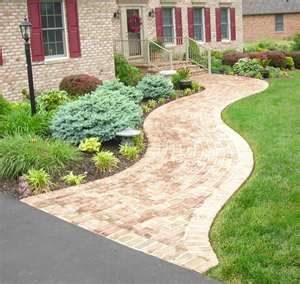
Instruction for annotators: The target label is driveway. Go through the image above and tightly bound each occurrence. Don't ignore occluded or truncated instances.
[22,74,268,273]
[0,193,217,284]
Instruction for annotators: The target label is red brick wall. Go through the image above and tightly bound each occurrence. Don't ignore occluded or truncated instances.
[243,13,300,42]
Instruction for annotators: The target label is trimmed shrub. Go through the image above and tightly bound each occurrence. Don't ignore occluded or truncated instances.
[0,103,50,137]
[0,94,11,115]
[0,135,81,179]
[265,51,286,68]
[37,90,70,112]
[292,33,300,51]
[51,91,142,144]
[233,58,264,78]
[284,57,295,69]
[137,75,174,99]
[97,80,143,104]
[222,52,245,66]
[285,51,300,69]
[59,74,102,97]
[114,54,141,86]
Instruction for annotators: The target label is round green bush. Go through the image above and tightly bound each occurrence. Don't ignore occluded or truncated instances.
[97,80,143,104]
[51,92,142,144]
[137,75,174,99]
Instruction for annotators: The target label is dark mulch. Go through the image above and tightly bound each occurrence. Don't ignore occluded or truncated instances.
[0,88,204,199]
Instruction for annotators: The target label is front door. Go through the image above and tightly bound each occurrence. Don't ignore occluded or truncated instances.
[125,8,143,57]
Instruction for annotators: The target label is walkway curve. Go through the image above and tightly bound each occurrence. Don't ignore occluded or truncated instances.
[23,74,268,273]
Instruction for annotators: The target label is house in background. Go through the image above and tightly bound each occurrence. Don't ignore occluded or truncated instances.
[243,0,300,42]
[114,0,243,64]
[0,0,243,100]
[0,0,117,100]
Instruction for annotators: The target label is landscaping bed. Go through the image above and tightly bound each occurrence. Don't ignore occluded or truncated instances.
[0,62,203,199]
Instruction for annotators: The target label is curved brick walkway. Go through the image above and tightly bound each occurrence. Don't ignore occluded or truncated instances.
[23,74,268,273]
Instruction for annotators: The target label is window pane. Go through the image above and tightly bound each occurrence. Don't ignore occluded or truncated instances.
[221,8,229,39]
[193,8,203,41]
[275,15,284,31]
[163,8,174,42]
[41,0,66,57]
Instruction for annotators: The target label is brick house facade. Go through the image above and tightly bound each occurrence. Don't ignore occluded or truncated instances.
[243,0,300,42]
[0,0,243,100]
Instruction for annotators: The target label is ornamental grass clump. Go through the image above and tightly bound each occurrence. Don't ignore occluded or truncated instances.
[0,135,81,179]
[119,144,140,160]
[24,169,52,195]
[0,103,50,137]
[61,171,86,186]
[51,91,142,144]
[137,75,174,99]
[97,79,143,104]
[92,151,119,172]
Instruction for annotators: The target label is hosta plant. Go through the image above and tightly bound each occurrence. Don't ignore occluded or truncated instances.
[137,75,174,99]
[61,171,86,186]
[233,58,264,78]
[25,169,52,195]
[119,144,140,160]
[51,91,142,144]
[92,151,119,172]
[79,137,101,153]
[37,90,70,112]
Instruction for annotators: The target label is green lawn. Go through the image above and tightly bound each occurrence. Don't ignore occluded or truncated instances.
[208,71,300,283]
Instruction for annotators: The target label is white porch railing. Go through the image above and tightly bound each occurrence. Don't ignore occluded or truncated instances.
[148,39,173,70]
[185,37,212,74]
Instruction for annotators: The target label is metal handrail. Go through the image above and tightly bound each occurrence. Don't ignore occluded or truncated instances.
[148,39,173,70]
[185,37,212,74]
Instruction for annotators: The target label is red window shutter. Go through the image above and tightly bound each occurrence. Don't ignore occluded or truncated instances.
[188,8,194,38]
[204,8,211,42]
[215,8,222,42]
[0,48,3,66]
[66,0,81,58]
[230,8,236,41]
[175,8,183,45]
[155,8,163,39]
[27,0,44,62]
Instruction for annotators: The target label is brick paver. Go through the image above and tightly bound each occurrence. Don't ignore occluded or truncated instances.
[23,74,268,273]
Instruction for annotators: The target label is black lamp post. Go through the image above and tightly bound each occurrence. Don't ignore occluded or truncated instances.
[19,17,36,115]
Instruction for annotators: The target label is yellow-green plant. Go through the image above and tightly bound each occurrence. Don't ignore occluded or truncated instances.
[133,131,145,152]
[119,144,140,160]
[147,99,157,109]
[79,137,101,153]
[158,97,167,105]
[25,169,52,195]
[92,151,119,172]
[61,171,86,186]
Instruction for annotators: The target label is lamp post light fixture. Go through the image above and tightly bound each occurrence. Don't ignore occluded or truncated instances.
[19,17,36,115]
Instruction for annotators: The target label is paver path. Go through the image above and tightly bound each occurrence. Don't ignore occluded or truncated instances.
[23,74,268,273]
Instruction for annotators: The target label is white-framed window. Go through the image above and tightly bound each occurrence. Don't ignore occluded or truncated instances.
[275,14,284,32]
[193,8,205,42]
[41,0,67,58]
[221,7,230,40]
[162,8,175,44]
